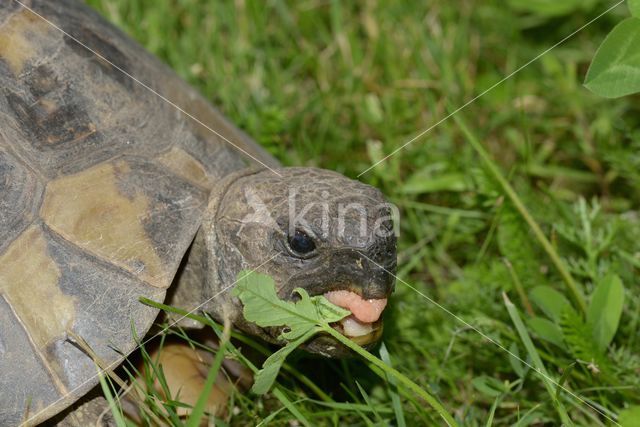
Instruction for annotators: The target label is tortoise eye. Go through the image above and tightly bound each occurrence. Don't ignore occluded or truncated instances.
[288,230,316,255]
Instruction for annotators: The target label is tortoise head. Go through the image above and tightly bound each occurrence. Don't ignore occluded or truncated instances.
[209,167,397,357]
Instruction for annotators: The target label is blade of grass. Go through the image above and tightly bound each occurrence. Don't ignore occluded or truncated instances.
[513,404,543,427]
[485,394,502,427]
[355,381,384,423]
[68,330,168,426]
[271,388,313,427]
[140,297,333,402]
[97,371,127,427]
[129,325,184,426]
[323,327,458,426]
[503,293,573,425]
[185,321,230,427]
[503,258,535,316]
[454,113,587,313]
[301,398,394,413]
[255,398,309,427]
[379,343,407,427]
[556,362,577,402]
[204,315,313,427]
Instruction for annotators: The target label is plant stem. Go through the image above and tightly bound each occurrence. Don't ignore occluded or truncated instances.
[323,327,459,427]
[453,114,587,314]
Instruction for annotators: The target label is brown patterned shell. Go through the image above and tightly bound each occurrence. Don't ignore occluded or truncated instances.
[0,1,277,425]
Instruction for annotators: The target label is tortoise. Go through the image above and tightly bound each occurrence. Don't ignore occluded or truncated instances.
[0,0,397,425]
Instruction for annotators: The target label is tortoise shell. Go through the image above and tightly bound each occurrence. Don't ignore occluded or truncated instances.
[0,1,277,424]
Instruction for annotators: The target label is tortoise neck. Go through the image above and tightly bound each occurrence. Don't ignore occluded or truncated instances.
[167,167,270,325]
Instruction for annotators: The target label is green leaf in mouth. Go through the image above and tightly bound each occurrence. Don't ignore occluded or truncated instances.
[232,270,350,394]
[232,270,458,427]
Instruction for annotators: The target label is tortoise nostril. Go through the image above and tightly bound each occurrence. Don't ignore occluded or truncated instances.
[362,273,394,299]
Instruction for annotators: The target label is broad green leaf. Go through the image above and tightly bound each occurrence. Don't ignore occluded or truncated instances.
[529,286,571,322]
[585,17,640,98]
[527,317,565,348]
[630,0,640,17]
[619,406,640,427]
[587,273,625,353]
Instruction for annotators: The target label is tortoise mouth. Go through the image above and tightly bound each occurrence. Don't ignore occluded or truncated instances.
[330,317,384,345]
[281,263,394,356]
[295,286,389,355]
[322,289,387,345]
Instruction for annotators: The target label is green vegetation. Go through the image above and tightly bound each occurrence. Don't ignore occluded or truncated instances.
[88,0,640,425]
[232,271,351,396]
[232,270,457,425]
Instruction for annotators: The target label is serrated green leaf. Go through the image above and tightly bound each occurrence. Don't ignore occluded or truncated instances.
[587,273,625,353]
[585,17,640,98]
[251,328,318,395]
[529,286,571,322]
[498,206,546,290]
[629,0,640,17]
[559,308,610,373]
[233,270,350,394]
[232,271,350,341]
[527,317,565,348]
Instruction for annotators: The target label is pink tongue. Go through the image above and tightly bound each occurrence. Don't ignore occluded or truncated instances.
[324,290,387,323]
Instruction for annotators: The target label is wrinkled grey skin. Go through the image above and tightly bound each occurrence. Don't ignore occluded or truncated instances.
[171,167,397,357]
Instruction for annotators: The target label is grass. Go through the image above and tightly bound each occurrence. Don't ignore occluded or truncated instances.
[86,0,640,425]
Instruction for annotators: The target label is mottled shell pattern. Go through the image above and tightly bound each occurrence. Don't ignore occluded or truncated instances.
[0,1,276,424]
